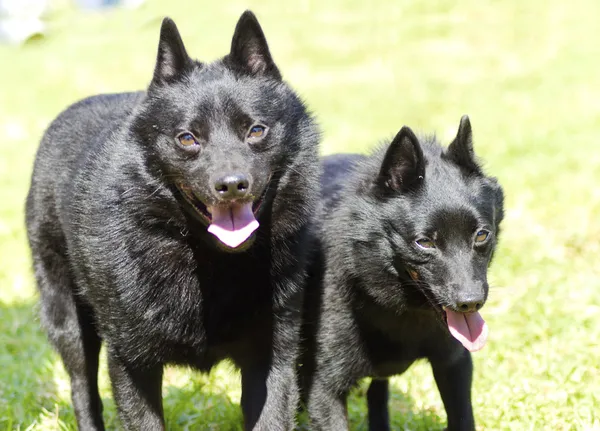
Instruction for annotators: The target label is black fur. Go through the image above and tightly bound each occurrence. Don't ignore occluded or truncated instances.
[301,116,504,430]
[25,11,319,431]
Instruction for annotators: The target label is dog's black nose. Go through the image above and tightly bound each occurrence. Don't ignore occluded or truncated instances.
[213,174,250,200]
[456,298,484,313]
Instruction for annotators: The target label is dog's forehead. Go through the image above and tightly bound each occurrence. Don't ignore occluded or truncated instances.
[185,68,247,101]
[431,206,480,235]
[411,164,496,231]
[181,68,283,116]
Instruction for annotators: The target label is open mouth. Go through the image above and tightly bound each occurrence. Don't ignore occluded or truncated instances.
[177,184,267,249]
[178,184,212,223]
[442,305,488,353]
[406,268,488,352]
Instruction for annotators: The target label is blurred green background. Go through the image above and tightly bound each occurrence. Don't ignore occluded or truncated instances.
[1,0,599,429]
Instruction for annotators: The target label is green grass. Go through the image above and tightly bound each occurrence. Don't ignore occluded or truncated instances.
[1,0,599,429]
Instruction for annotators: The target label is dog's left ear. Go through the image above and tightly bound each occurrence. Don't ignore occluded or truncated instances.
[446,115,482,175]
[228,10,281,79]
[377,126,426,193]
[151,18,193,87]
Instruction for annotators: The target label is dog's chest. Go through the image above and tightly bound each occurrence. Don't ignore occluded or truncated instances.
[364,309,445,377]
[194,255,272,338]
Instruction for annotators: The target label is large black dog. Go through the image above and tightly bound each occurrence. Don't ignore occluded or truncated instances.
[25,11,319,431]
[302,116,504,430]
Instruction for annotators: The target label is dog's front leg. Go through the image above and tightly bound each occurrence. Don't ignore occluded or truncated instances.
[241,303,302,431]
[430,349,475,431]
[367,378,391,431]
[241,361,298,431]
[307,374,349,431]
[107,349,165,431]
[240,365,268,430]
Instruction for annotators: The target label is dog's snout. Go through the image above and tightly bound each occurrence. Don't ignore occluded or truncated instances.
[451,281,487,313]
[456,298,483,313]
[213,174,250,200]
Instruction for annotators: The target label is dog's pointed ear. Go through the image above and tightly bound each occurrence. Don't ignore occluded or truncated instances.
[377,126,425,193]
[446,115,482,175]
[228,10,281,79]
[151,18,192,87]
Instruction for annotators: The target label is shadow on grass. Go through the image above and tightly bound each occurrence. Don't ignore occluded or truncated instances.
[348,379,446,431]
[162,380,244,431]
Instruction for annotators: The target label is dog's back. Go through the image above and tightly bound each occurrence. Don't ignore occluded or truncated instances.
[320,153,364,204]
[26,93,141,237]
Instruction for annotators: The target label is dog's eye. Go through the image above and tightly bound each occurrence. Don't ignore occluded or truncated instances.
[416,238,436,249]
[475,230,490,243]
[248,125,267,139]
[178,132,199,147]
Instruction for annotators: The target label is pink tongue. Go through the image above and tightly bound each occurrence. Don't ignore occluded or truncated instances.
[207,203,259,248]
[445,309,488,352]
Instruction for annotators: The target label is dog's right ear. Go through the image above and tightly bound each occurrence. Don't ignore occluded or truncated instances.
[228,10,281,79]
[150,18,192,87]
[377,126,425,193]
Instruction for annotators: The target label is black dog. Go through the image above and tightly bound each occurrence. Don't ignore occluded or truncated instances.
[25,11,319,431]
[302,116,504,430]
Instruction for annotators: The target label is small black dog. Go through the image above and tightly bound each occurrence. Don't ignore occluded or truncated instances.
[302,116,504,430]
[25,11,319,431]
